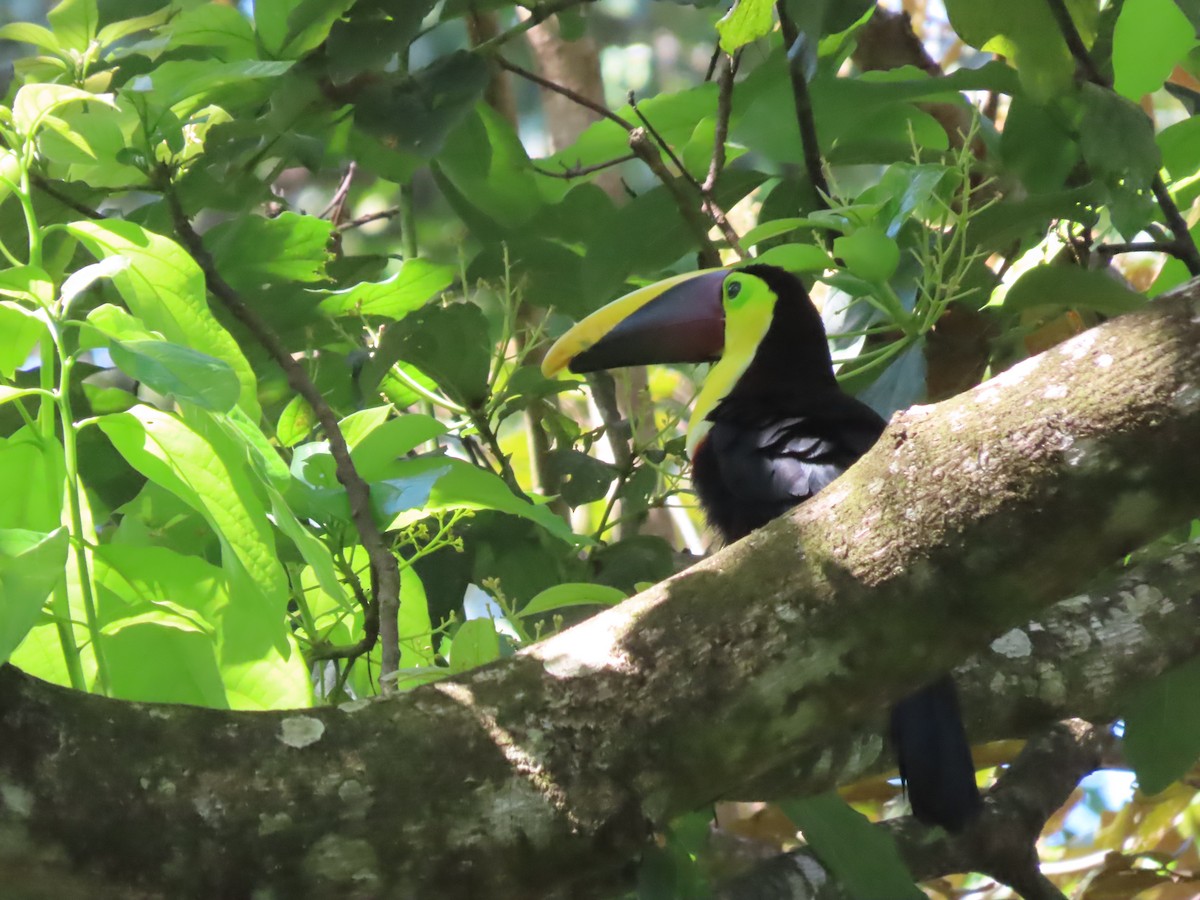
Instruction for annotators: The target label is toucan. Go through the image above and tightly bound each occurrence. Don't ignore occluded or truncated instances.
[543,263,982,831]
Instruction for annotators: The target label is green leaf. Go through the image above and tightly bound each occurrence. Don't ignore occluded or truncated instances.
[0,430,65,532]
[1003,265,1146,315]
[718,0,776,53]
[276,396,316,448]
[338,406,393,451]
[1158,115,1200,182]
[517,583,626,618]
[95,8,172,48]
[354,51,490,158]
[59,256,130,313]
[204,212,332,290]
[399,567,435,669]
[447,618,501,673]
[47,0,98,52]
[382,456,580,544]
[317,260,455,318]
[943,0,1094,99]
[834,227,900,284]
[12,84,115,138]
[277,0,356,58]
[1123,657,1200,795]
[0,528,69,665]
[65,220,261,419]
[753,243,835,273]
[0,304,47,380]
[1079,84,1161,190]
[0,265,53,307]
[108,340,241,412]
[166,3,256,58]
[99,405,287,610]
[743,216,845,246]
[128,59,294,115]
[350,413,448,479]
[1113,0,1198,101]
[369,303,491,407]
[0,22,62,55]
[782,794,923,899]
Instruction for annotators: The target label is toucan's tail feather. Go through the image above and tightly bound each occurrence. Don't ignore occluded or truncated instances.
[889,676,982,832]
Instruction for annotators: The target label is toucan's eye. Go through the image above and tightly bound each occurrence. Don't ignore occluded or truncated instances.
[726,281,742,300]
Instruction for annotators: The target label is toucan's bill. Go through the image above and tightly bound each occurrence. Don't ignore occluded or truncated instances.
[541,268,728,378]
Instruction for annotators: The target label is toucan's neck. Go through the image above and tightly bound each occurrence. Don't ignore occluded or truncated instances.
[686,270,840,452]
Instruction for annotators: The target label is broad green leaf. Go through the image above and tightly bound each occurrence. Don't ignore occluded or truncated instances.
[338,405,393,451]
[1113,0,1197,101]
[0,265,53,306]
[12,84,115,137]
[833,228,900,284]
[276,396,316,448]
[166,3,257,59]
[384,456,580,544]
[369,303,491,407]
[399,567,435,668]
[109,340,240,412]
[212,405,291,489]
[0,430,65,532]
[66,220,261,419]
[1004,265,1146,316]
[0,22,62,54]
[517,583,626,618]
[99,405,286,610]
[277,0,357,58]
[317,260,455,318]
[1079,84,1161,191]
[0,527,69,664]
[1123,657,1200,795]
[447,618,501,673]
[203,212,333,289]
[59,256,130,313]
[85,303,158,343]
[128,59,294,115]
[264,482,350,611]
[95,8,172,48]
[782,793,924,899]
[753,243,835,273]
[372,465,449,521]
[351,414,448,479]
[354,51,490,158]
[0,304,46,379]
[943,0,1094,98]
[717,0,776,52]
[436,105,547,230]
[1160,116,1200,182]
[47,0,98,52]
[743,217,845,246]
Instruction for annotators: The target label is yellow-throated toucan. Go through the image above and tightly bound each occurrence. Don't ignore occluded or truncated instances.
[543,263,982,831]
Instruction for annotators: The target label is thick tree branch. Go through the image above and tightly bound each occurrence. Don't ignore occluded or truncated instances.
[4,281,1200,897]
[720,721,1110,900]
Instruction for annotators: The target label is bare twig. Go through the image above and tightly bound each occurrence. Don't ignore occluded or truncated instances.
[630,91,704,193]
[1096,239,1177,258]
[719,721,1111,900]
[334,207,401,233]
[496,56,633,130]
[31,174,105,219]
[474,0,597,53]
[629,128,723,267]
[320,162,356,222]
[531,153,637,180]
[162,176,403,688]
[701,54,747,259]
[775,3,831,219]
[1043,0,1200,276]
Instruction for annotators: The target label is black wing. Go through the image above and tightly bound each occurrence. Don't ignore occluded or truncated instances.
[691,399,885,543]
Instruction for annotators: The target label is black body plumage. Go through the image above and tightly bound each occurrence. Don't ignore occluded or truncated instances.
[690,265,981,831]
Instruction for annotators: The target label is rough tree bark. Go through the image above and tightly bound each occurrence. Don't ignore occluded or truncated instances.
[3,281,1200,899]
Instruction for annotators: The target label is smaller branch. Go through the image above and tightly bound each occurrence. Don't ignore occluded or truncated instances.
[719,721,1111,900]
[630,92,703,193]
[776,4,831,218]
[1043,0,1200,277]
[162,176,404,688]
[700,54,747,260]
[531,153,637,180]
[31,174,105,219]
[629,127,723,268]
[474,0,596,53]
[1096,239,1176,258]
[320,162,356,221]
[466,404,532,502]
[496,56,633,131]
[334,207,400,233]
